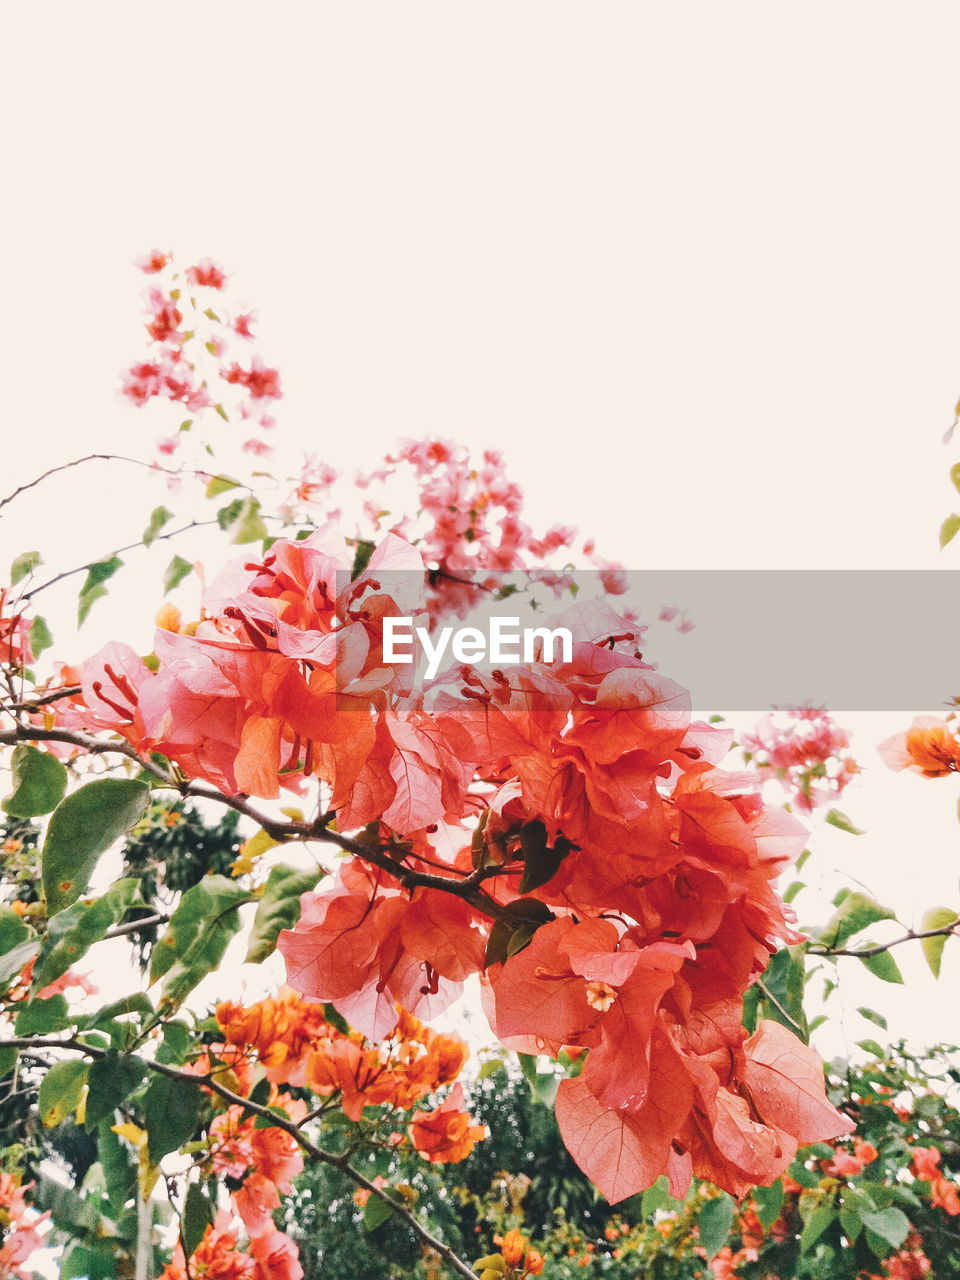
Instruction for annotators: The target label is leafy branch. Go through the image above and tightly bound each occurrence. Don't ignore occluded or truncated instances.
[4,1034,477,1280]
[809,924,960,959]
[0,720,509,922]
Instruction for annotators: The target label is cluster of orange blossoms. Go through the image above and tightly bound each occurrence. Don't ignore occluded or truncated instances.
[160,990,482,1279]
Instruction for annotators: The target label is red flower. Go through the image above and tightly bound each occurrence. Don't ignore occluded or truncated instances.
[135,249,171,273]
[186,258,227,288]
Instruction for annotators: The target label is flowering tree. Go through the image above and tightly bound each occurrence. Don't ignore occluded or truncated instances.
[0,255,956,1280]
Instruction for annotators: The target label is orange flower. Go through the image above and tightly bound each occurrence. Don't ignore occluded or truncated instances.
[524,1246,544,1275]
[408,1083,486,1163]
[248,1227,304,1280]
[500,1228,527,1267]
[879,716,960,777]
[160,1220,257,1279]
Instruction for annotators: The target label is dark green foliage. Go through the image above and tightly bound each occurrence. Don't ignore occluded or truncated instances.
[120,800,243,962]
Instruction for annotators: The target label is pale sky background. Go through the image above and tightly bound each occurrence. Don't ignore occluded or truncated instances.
[3,2,960,1088]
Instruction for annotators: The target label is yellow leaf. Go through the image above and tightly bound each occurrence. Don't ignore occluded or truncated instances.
[230,827,280,876]
[112,1122,148,1148]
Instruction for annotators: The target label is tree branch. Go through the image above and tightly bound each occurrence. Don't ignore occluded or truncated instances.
[3,1035,477,1280]
[104,913,169,940]
[22,520,221,602]
[0,453,254,515]
[0,721,507,921]
[0,726,174,784]
[809,924,960,959]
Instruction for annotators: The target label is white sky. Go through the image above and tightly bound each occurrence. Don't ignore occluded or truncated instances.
[2,3,960,1071]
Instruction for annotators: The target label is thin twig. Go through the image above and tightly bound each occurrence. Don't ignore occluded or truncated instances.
[1,686,82,713]
[0,727,174,783]
[0,453,254,515]
[104,913,169,940]
[809,925,960,959]
[22,521,220,602]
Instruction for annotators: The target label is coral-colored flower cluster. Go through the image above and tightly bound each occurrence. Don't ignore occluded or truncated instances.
[911,1146,960,1216]
[355,436,628,621]
[122,251,281,463]
[62,522,847,1202]
[0,1172,49,1280]
[492,1227,544,1275]
[163,991,481,1280]
[214,989,480,1154]
[742,703,859,813]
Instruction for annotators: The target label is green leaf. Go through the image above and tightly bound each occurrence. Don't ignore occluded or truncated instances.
[34,878,140,990]
[351,540,375,579]
[858,1039,885,1058]
[821,893,896,949]
[60,1243,118,1280]
[205,474,241,498]
[163,555,193,594]
[0,906,39,987]
[143,1072,202,1161]
[85,1053,147,1128]
[228,496,268,545]
[485,898,555,966]
[245,864,322,963]
[840,1205,864,1243]
[857,1007,888,1030]
[3,744,68,817]
[517,1053,559,1107]
[83,993,154,1031]
[860,1206,910,1250]
[919,906,959,978]
[183,1181,215,1258]
[78,557,123,625]
[15,994,73,1034]
[29,615,53,657]
[36,1168,102,1237]
[42,780,150,914]
[363,1187,398,1232]
[641,1176,676,1217]
[825,808,864,835]
[10,550,42,584]
[698,1194,735,1259]
[857,948,904,984]
[940,514,960,549]
[142,505,174,547]
[321,1003,349,1034]
[799,1202,835,1252]
[753,1180,784,1229]
[518,820,572,893]
[96,1122,137,1221]
[156,1020,193,1065]
[216,498,244,530]
[788,1156,820,1189]
[477,1058,505,1080]
[39,1058,89,1127]
[150,875,254,1007]
[752,945,809,1041]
